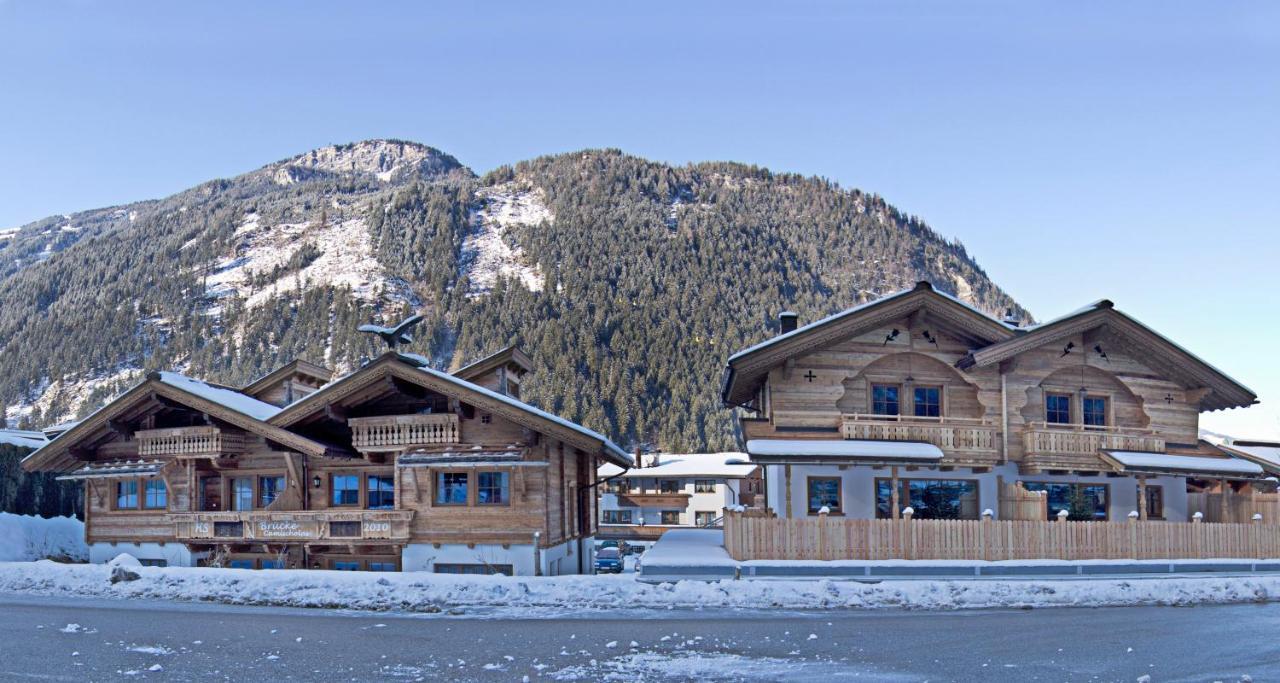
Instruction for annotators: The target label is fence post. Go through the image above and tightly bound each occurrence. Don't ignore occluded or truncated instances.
[1254,513,1264,559]
[902,507,914,560]
[982,509,993,562]
[1128,511,1139,559]
[818,506,829,560]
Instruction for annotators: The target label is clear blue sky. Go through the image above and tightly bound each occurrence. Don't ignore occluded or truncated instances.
[1,1,1277,438]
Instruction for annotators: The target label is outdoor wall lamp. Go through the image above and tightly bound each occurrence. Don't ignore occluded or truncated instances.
[312,475,322,489]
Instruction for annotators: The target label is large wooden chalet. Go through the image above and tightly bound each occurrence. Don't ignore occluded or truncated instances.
[22,347,631,575]
[722,282,1266,523]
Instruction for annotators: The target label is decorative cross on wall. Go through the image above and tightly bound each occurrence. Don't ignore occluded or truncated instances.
[1164,393,1175,404]
[804,370,817,382]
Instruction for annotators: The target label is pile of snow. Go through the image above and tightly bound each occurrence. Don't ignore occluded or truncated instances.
[462,184,548,297]
[202,213,417,313]
[0,513,87,562]
[3,560,1280,612]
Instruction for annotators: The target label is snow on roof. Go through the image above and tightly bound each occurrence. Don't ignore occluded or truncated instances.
[725,283,1012,364]
[156,372,282,421]
[397,355,633,466]
[598,453,754,479]
[0,429,46,450]
[746,439,944,460]
[41,421,81,436]
[57,460,165,480]
[1104,450,1263,476]
[1221,441,1280,471]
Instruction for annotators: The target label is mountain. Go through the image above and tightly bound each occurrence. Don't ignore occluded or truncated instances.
[0,139,1028,451]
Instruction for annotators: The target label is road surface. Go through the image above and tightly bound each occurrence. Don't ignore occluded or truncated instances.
[0,592,1274,681]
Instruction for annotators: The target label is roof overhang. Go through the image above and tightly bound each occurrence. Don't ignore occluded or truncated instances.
[1212,441,1280,476]
[57,459,165,481]
[22,375,342,473]
[722,282,1016,407]
[959,304,1256,412]
[745,438,944,466]
[1099,449,1265,480]
[270,353,633,468]
[241,359,334,397]
[452,345,534,382]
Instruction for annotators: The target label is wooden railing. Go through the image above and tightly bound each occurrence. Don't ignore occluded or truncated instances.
[1023,423,1164,468]
[172,510,414,542]
[348,413,460,451]
[723,510,1280,561]
[136,426,243,457]
[842,414,998,459]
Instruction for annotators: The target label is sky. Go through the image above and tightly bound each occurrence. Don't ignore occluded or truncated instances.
[0,1,1277,438]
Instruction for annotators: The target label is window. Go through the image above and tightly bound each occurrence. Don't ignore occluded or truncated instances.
[1045,393,1072,424]
[872,384,900,416]
[227,559,254,570]
[434,563,513,576]
[329,521,362,537]
[115,480,138,509]
[332,474,360,507]
[660,510,681,525]
[602,510,633,524]
[138,559,167,568]
[259,559,284,570]
[143,479,167,510]
[368,562,397,572]
[695,511,717,527]
[477,471,509,505]
[1143,485,1164,520]
[876,479,979,519]
[436,472,468,505]
[259,475,285,508]
[659,479,681,494]
[332,561,361,571]
[694,479,716,493]
[1083,396,1108,428]
[807,477,841,515]
[1023,482,1108,520]
[913,386,942,418]
[367,475,395,510]
[231,477,254,511]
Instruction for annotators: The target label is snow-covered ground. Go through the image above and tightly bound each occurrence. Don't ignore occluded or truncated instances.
[462,183,548,297]
[2,559,1280,613]
[0,514,87,563]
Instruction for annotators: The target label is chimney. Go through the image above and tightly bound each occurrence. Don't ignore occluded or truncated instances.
[1002,308,1021,327]
[779,311,799,334]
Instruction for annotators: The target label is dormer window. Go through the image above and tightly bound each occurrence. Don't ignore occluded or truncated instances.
[872,384,900,416]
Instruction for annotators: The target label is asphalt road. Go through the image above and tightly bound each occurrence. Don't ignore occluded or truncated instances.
[0,592,1275,682]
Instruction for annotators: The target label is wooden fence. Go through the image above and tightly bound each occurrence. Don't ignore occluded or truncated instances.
[1188,492,1280,524]
[999,481,1047,521]
[723,510,1280,561]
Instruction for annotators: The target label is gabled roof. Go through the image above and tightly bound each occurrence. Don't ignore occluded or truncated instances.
[0,429,47,450]
[1218,440,1280,475]
[22,372,343,473]
[722,282,1017,406]
[598,452,755,479]
[957,301,1256,412]
[270,353,633,467]
[452,345,534,382]
[241,359,333,398]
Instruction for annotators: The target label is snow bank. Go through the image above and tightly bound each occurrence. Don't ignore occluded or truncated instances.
[1,560,1279,612]
[0,513,87,562]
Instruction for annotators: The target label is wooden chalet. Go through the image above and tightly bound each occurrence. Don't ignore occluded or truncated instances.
[722,281,1266,525]
[22,350,630,575]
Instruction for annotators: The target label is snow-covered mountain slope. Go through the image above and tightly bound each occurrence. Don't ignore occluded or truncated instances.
[462,183,549,297]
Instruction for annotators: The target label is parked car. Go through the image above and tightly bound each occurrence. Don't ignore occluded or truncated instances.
[594,547,623,574]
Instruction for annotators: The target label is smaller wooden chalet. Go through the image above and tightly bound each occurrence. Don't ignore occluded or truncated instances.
[22,350,630,575]
[722,282,1267,523]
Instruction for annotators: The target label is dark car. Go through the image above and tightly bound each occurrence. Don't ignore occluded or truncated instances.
[594,547,623,574]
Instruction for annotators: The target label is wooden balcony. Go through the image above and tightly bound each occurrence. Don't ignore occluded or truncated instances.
[348,413,460,451]
[172,510,414,543]
[842,414,1000,465]
[136,426,243,457]
[1022,422,1165,471]
[614,493,691,508]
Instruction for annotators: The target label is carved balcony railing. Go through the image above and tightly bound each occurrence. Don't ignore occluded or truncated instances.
[172,510,414,542]
[1022,422,1165,471]
[136,426,243,457]
[348,413,460,451]
[842,414,1000,464]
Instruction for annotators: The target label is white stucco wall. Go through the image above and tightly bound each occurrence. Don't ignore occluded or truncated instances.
[403,538,586,576]
[600,476,740,527]
[764,463,1188,522]
[89,542,202,567]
